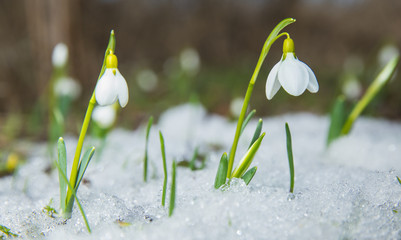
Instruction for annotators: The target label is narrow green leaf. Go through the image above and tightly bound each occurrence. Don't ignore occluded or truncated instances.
[214,153,228,189]
[327,96,347,146]
[75,147,95,190]
[57,137,67,212]
[0,224,18,237]
[231,132,266,178]
[397,176,401,185]
[241,166,257,185]
[169,160,177,217]
[189,147,198,171]
[144,116,154,182]
[285,123,295,193]
[159,131,168,207]
[240,109,256,136]
[249,118,263,149]
[54,161,91,233]
[341,55,400,135]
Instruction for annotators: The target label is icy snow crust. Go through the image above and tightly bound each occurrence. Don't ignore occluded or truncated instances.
[1,104,401,239]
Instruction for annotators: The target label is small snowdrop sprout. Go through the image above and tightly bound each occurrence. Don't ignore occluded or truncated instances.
[95,51,129,107]
[54,77,81,100]
[52,43,69,68]
[265,36,319,100]
[92,105,117,129]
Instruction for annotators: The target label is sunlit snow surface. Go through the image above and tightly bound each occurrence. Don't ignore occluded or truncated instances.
[1,104,401,239]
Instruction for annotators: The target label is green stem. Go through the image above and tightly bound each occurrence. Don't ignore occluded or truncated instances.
[66,93,96,203]
[226,18,296,178]
[341,55,399,135]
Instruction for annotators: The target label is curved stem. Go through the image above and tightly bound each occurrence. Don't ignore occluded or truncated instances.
[226,18,296,178]
[66,92,96,202]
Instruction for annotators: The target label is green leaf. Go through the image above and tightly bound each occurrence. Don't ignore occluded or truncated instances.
[144,116,154,182]
[57,137,67,212]
[54,160,91,233]
[214,152,228,189]
[341,55,400,135]
[240,109,256,136]
[189,147,199,171]
[327,96,347,146]
[75,147,95,190]
[249,118,263,149]
[397,176,401,185]
[285,123,295,193]
[169,160,177,217]
[241,166,257,185]
[159,131,168,207]
[232,132,266,178]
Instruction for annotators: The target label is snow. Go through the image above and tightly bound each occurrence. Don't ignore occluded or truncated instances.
[1,103,401,239]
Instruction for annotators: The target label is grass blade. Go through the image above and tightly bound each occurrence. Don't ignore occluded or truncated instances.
[189,147,198,171]
[144,116,154,182]
[341,55,399,135]
[214,152,228,189]
[54,161,91,233]
[397,176,401,185]
[240,109,256,136]
[327,96,346,146]
[169,160,177,217]
[241,166,257,185]
[76,147,95,190]
[231,132,265,178]
[159,131,168,207]
[285,123,295,193]
[249,118,263,149]
[57,137,67,212]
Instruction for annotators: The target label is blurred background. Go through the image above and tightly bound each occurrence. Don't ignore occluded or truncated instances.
[0,0,400,144]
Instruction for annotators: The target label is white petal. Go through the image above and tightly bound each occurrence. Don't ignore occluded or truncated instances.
[299,61,319,93]
[95,69,117,106]
[278,54,308,96]
[114,69,129,108]
[265,62,282,100]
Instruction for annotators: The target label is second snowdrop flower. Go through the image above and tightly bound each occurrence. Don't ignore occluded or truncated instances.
[95,51,129,107]
[265,37,319,100]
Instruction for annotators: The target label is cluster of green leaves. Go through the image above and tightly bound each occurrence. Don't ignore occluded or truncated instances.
[0,224,18,238]
[327,55,400,145]
[214,110,264,189]
[56,138,93,232]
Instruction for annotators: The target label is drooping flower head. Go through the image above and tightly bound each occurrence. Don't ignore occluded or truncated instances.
[265,37,318,100]
[95,51,129,107]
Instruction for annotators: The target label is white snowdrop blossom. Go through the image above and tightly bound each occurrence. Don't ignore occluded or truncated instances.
[92,105,116,128]
[54,77,81,99]
[52,43,69,67]
[265,37,318,100]
[95,52,129,107]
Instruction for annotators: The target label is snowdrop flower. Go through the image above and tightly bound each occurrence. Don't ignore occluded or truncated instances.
[265,37,318,100]
[92,105,116,129]
[52,43,69,67]
[54,77,81,100]
[95,51,129,107]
